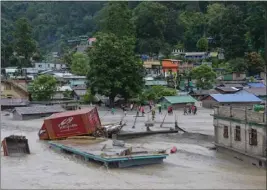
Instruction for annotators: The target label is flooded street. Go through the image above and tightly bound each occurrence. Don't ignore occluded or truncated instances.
[1,108,266,189]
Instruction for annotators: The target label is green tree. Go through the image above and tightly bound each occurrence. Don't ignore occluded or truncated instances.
[87,33,144,107]
[245,52,265,75]
[83,89,96,104]
[70,52,90,76]
[28,75,57,101]
[133,2,168,55]
[213,5,247,60]
[141,85,177,102]
[228,57,248,73]
[191,64,216,89]
[13,17,36,65]
[179,11,206,51]
[96,2,135,38]
[196,37,208,51]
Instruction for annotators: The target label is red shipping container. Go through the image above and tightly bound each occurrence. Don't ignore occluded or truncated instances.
[38,107,102,140]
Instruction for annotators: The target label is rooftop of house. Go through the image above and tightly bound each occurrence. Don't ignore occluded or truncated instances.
[247,82,266,88]
[244,87,267,96]
[12,105,65,115]
[215,86,240,93]
[209,93,262,103]
[190,89,219,95]
[1,98,29,106]
[184,52,207,56]
[219,83,244,88]
[163,95,197,104]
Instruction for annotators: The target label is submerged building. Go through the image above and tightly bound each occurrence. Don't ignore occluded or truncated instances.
[212,106,266,168]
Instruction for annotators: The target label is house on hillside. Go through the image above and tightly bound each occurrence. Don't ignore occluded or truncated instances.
[184,52,208,60]
[161,59,179,77]
[159,95,197,109]
[178,62,194,74]
[12,105,65,120]
[222,72,246,81]
[143,60,162,77]
[35,62,67,71]
[201,93,262,108]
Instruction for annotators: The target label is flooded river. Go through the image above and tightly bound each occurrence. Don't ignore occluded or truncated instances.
[1,110,266,189]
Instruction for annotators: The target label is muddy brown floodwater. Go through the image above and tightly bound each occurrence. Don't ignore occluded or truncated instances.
[1,109,266,189]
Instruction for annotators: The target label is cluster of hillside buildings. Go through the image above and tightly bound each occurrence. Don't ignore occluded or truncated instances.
[1,36,266,169]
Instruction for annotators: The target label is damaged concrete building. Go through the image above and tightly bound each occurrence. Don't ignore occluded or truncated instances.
[212,106,266,168]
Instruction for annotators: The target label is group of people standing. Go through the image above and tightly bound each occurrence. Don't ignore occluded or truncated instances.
[183,105,197,115]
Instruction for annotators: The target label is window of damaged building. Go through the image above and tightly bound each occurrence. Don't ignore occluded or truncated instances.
[223,126,229,138]
[249,128,257,146]
[235,126,241,141]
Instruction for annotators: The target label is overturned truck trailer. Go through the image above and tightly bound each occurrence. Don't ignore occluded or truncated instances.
[38,107,102,140]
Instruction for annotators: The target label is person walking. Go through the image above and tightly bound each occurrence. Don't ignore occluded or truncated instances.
[111,107,115,115]
[192,105,195,115]
[183,106,187,115]
[152,108,156,121]
[130,103,134,111]
[158,104,162,114]
[141,106,145,116]
[194,106,197,115]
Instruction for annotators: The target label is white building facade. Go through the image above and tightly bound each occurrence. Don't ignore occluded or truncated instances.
[213,106,266,168]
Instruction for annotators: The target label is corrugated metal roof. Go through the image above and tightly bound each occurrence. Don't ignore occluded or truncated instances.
[191,89,219,95]
[210,93,262,103]
[244,87,267,96]
[14,105,65,115]
[1,99,29,106]
[215,87,240,92]
[247,82,266,88]
[163,95,197,104]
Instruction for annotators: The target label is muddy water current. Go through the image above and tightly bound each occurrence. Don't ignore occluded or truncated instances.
[1,111,266,189]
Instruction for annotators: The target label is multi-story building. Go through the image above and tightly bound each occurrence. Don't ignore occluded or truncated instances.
[212,106,266,168]
[161,59,180,77]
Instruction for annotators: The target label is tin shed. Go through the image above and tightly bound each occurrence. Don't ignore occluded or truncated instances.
[159,95,197,109]
[12,105,65,120]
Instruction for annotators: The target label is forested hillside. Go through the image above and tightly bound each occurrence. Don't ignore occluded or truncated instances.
[1,1,267,67]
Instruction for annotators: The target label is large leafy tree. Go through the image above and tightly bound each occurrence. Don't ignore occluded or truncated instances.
[191,64,216,90]
[13,17,36,65]
[228,58,248,73]
[214,5,247,59]
[70,52,90,76]
[245,52,265,75]
[133,2,168,55]
[87,33,144,107]
[96,1,135,38]
[28,75,57,101]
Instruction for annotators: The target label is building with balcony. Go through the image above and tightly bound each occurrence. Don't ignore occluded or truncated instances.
[161,59,180,77]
